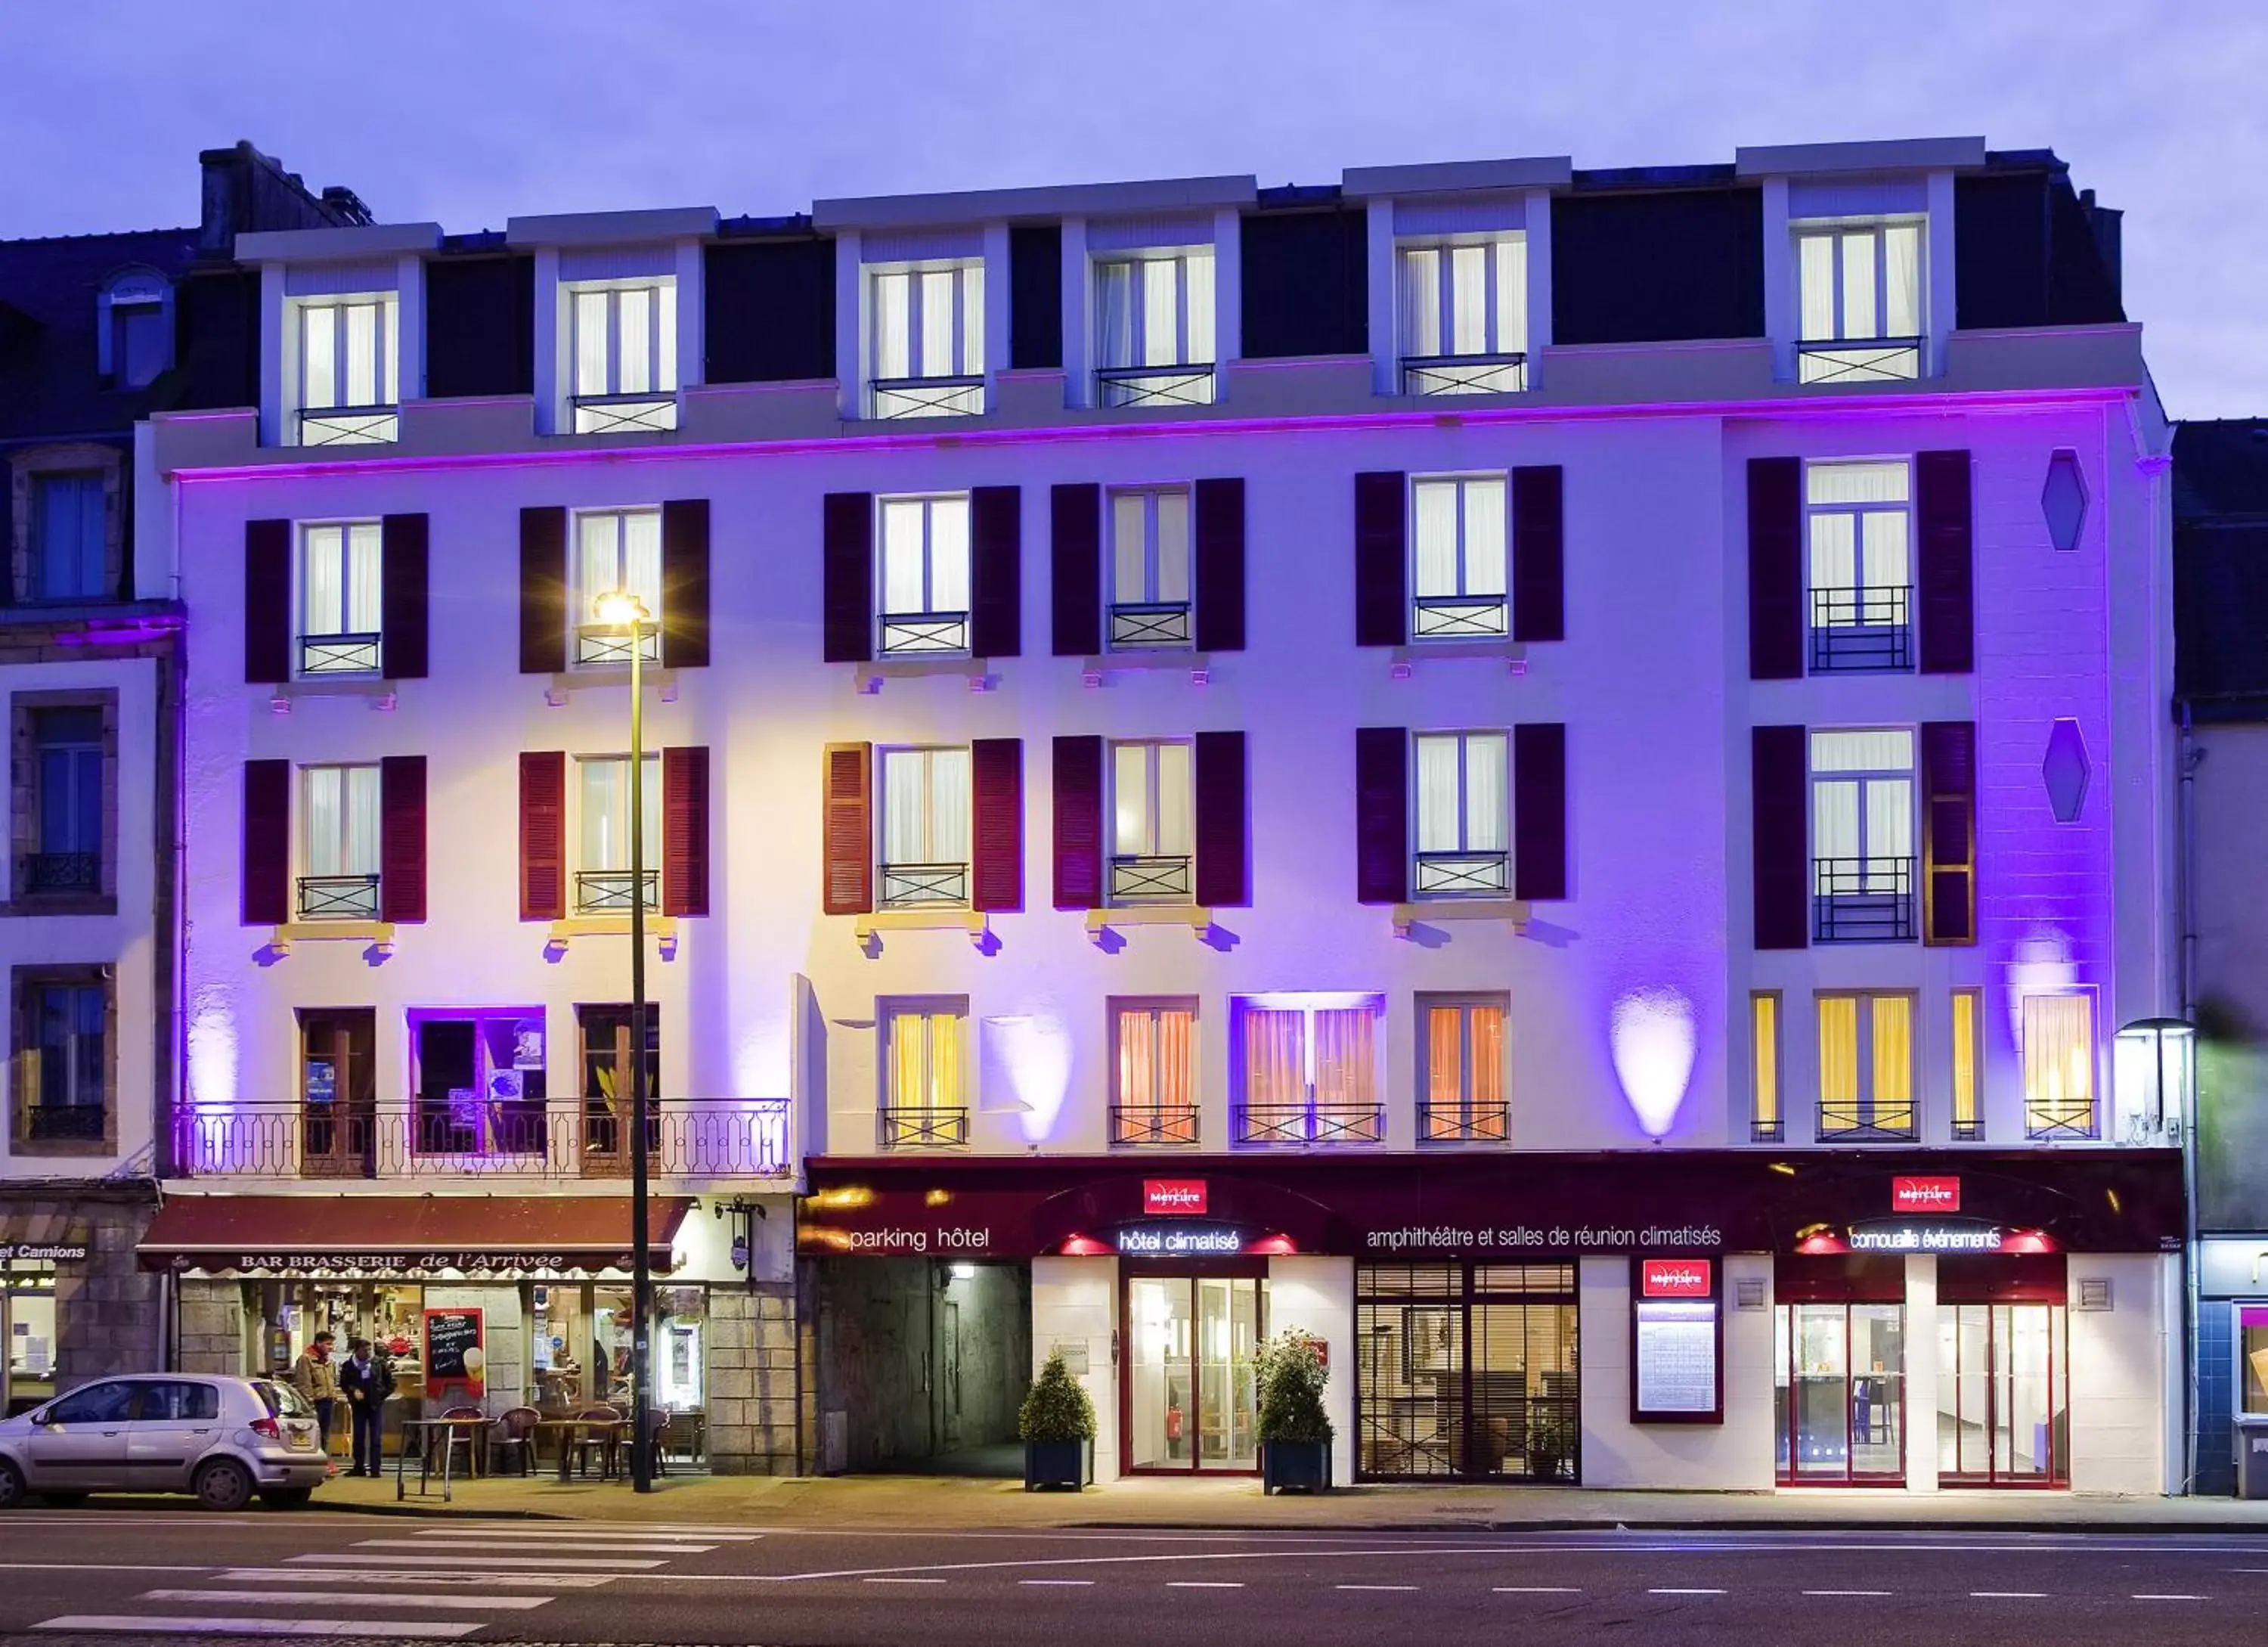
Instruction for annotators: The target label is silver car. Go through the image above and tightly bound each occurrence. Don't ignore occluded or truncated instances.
[0,1373,328,1511]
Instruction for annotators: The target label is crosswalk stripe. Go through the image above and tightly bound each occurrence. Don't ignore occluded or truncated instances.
[220,1568,615,1589]
[36,1617,481,1639]
[410,1527,761,1543]
[357,1537,714,1555]
[141,1589,553,1611]
[294,1552,665,1570]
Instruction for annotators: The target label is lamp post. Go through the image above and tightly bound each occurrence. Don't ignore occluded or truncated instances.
[593,589,655,1493]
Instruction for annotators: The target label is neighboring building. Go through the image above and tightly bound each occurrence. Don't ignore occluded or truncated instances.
[144,135,2182,1490]
[0,142,363,1410]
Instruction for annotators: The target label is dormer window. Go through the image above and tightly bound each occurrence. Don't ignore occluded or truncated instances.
[1796,220,1923,383]
[867,261,984,419]
[99,269,172,390]
[1094,248,1215,408]
[291,290,399,445]
[569,278,679,433]
[1396,234,1527,395]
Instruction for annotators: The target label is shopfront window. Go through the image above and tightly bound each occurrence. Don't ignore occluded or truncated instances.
[1936,1301,2068,1484]
[3,1261,58,1413]
[1775,1300,1904,1482]
[2242,1307,2268,1416]
[1126,1273,1265,1472]
[411,1010,547,1155]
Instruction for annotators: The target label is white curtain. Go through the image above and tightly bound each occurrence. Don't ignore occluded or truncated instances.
[578,513,617,622]
[1112,742,1151,856]
[1111,492,1148,601]
[1867,777,1913,861]
[873,271,911,379]
[919,268,955,378]
[618,287,653,395]
[1840,229,1879,339]
[303,765,378,876]
[1883,223,1922,337]
[1154,742,1191,855]
[1811,727,1913,772]
[343,302,379,406]
[1184,250,1216,364]
[1412,480,1458,599]
[1809,510,1857,597]
[1462,476,1507,596]
[1450,243,1488,355]
[1464,733,1507,851]
[1798,234,1836,341]
[578,756,657,873]
[928,497,970,612]
[880,499,926,613]
[1814,777,1860,860]
[302,304,337,410]
[574,290,610,396]
[1415,734,1461,852]
[304,526,343,634]
[883,748,969,864]
[1861,509,1909,594]
[958,264,984,374]
[1399,247,1441,358]
[1154,490,1190,602]
[654,281,679,392]
[1493,235,1529,355]
[1142,258,1178,367]
[622,510,662,609]
[345,523,382,632]
[1096,260,1134,370]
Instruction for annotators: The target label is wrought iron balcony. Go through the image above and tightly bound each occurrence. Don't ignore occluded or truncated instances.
[21,851,100,894]
[1108,600,1192,650]
[572,392,679,434]
[879,861,968,909]
[879,1106,968,1149]
[879,610,971,656]
[1413,849,1509,899]
[171,1099,792,1179]
[1418,1100,1508,1143]
[1095,363,1216,409]
[1235,1103,1383,1146]
[298,405,399,446]
[296,873,380,922]
[1400,352,1527,396]
[22,1104,105,1143]
[575,624,661,666]
[575,869,658,915]
[1808,585,1912,672]
[2024,1099,2098,1142]
[1950,1115,1985,1143]
[1411,594,1509,640]
[1816,1100,1917,1143]
[1796,337,1922,385]
[1111,1104,1200,1147]
[1110,854,1192,904]
[1750,1118,1786,1144]
[1812,855,1916,943]
[868,374,984,420]
[299,631,383,676]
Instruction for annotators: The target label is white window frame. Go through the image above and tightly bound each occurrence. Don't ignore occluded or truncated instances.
[571,507,664,666]
[866,261,984,417]
[877,746,971,909]
[567,278,680,433]
[1411,729,1509,899]
[876,494,971,655]
[1815,988,1916,1140]
[1107,486,1193,649]
[1804,460,1913,671]
[572,752,661,914]
[1409,473,1509,639]
[296,762,380,921]
[1416,992,1509,1142]
[1093,248,1216,407]
[1396,234,1529,393]
[1808,727,1916,941]
[879,996,970,1146]
[2022,991,2099,1141]
[1794,219,1925,383]
[1110,997,1200,1146]
[291,293,400,445]
[296,520,384,678]
[1231,991,1386,1146]
[1109,740,1194,904]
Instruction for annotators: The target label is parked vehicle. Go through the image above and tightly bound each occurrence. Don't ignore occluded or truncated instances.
[0,1373,327,1510]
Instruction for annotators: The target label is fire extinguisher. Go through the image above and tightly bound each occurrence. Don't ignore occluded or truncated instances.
[1166,1404,1184,1443]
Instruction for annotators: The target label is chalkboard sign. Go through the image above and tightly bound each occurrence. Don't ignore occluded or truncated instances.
[423,1307,486,1400]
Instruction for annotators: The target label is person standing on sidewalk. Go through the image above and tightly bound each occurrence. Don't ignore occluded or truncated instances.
[338,1335,394,1478]
[290,1331,342,1475]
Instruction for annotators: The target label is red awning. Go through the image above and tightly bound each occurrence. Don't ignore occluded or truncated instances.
[138,1193,692,1276]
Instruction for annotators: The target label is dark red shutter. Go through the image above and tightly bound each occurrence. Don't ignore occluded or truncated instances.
[1921,720,1978,945]
[380,513,429,680]
[378,755,427,923]
[518,750,565,921]
[1050,483,1102,657]
[243,520,291,685]
[240,758,290,926]
[970,737,1024,913]
[1752,724,1808,950]
[1354,472,1408,647]
[519,506,568,675]
[1355,726,1409,904]
[969,485,1022,659]
[1194,477,1247,653]
[1192,730,1249,908]
[823,492,875,664]
[1510,466,1565,644]
[1747,457,1803,681]
[1052,735,1105,909]
[662,745,711,918]
[1512,722,1567,901]
[822,743,873,914]
[1916,450,1975,675]
[660,499,711,670]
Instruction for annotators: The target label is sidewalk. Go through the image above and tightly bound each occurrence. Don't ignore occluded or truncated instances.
[314,1469,2268,1532]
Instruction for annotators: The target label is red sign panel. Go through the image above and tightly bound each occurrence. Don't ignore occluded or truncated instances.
[1892,1176,1961,1214]
[1142,1179,1208,1216]
[1640,1259,1713,1298]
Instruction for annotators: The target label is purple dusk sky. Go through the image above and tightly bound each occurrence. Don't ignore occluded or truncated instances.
[2,2,2261,418]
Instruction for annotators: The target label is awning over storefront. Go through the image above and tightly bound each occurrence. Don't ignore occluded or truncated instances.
[137,1194,693,1276]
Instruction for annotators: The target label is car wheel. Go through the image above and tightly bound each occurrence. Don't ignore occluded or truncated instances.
[259,1487,313,1510]
[0,1460,24,1510]
[194,1459,253,1512]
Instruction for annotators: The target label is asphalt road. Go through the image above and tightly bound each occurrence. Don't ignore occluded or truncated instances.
[2,1509,2267,1645]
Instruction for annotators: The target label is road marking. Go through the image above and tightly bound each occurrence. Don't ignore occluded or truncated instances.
[1168,1581,1245,1588]
[1805,1590,1892,1596]
[410,1527,761,1543]
[2133,1594,2204,1601]
[293,1552,665,1571]
[1020,1579,1095,1587]
[1650,1588,1727,1595]
[140,1589,553,1611]
[35,1618,481,1639]
[1339,1583,1419,1591]
[357,1537,716,1554]
[220,1568,616,1588]
[1495,1587,1582,1593]
[0,1564,213,1574]
[1971,1591,2047,1599]
[863,1577,947,1585]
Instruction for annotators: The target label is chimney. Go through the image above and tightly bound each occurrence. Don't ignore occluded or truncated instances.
[197,141,376,256]
[2080,187,2123,309]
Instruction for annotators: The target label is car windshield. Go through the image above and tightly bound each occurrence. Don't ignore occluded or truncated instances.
[256,1379,313,1419]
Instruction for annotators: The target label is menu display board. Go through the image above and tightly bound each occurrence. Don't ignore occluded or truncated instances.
[1630,1257,1723,1424]
[423,1307,486,1401]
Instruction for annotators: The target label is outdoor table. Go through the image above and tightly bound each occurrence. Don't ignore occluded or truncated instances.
[393,1415,496,1502]
[531,1416,630,1482]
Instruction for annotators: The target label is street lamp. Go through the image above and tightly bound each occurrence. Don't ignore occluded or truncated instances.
[592,588,656,1493]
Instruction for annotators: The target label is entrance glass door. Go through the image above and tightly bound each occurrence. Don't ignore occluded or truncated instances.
[1937,1303,2068,1485]
[1126,1273,1264,1472]
[1776,1302,1905,1482]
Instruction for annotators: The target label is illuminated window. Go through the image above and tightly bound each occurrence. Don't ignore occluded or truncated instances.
[1795,219,1923,382]
[1811,729,1916,942]
[1418,994,1507,1143]
[1412,730,1509,897]
[1109,741,1193,904]
[868,261,984,417]
[1111,998,1198,1146]
[572,509,663,665]
[880,997,968,1147]
[298,764,380,921]
[1232,993,1383,1146]
[1750,992,1783,1143]
[1095,248,1215,407]
[878,494,971,654]
[293,293,400,444]
[1950,989,1982,1140]
[2022,993,2096,1140]
[1805,461,1913,672]
[877,746,971,908]
[1108,487,1192,647]
[1411,475,1508,639]
[1817,991,1913,1140]
[298,522,383,675]
[569,279,679,432]
[1396,234,1528,393]
[574,755,660,914]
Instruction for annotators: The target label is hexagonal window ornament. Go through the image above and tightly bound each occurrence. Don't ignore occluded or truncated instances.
[2042,449,2087,552]
[2043,717,2090,821]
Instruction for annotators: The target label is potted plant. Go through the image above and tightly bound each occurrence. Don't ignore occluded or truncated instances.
[1018,1347,1095,1491]
[1527,1406,1576,1483]
[1256,1331,1333,1493]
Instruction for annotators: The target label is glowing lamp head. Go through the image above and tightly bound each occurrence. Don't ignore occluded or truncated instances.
[592,589,650,629]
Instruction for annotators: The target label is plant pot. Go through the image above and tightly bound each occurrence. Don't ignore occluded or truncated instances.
[1023,1438,1090,1492]
[1260,1438,1331,1494]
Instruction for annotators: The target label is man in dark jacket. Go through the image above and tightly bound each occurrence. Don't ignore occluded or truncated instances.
[338,1336,395,1477]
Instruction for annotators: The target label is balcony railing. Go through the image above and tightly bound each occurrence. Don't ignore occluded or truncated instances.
[879,610,970,656]
[575,625,662,667]
[1411,594,1509,640]
[22,1104,105,1143]
[171,1099,792,1179]
[1797,337,1922,385]
[299,405,399,446]
[575,869,658,915]
[1110,855,1192,904]
[1951,1115,1985,1143]
[1812,855,1916,943]
[1095,363,1216,409]
[1413,850,1509,899]
[572,392,679,434]
[1418,1101,1508,1143]
[296,873,380,922]
[1401,352,1527,396]
[1236,1103,1383,1146]
[1809,585,1912,672]
[879,861,967,909]
[1751,1117,1786,1144]
[299,631,383,676]
[2025,1099,2098,1142]
[1108,600,1192,650]
[1111,1105,1200,1147]
[1817,1100,1917,1143]
[21,851,101,894]
[879,1106,968,1149]
[869,374,984,420]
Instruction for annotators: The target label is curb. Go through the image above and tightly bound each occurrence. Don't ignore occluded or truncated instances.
[1074,1516,2268,1537]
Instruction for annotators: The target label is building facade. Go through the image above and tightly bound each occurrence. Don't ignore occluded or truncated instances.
[147,135,2182,1489]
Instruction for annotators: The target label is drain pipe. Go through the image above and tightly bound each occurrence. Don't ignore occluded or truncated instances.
[2177,699,2204,1493]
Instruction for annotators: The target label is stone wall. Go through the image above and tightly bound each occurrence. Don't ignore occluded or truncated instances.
[176,1275,247,1375]
[0,1189,160,1391]
[705,1281,801,1475]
